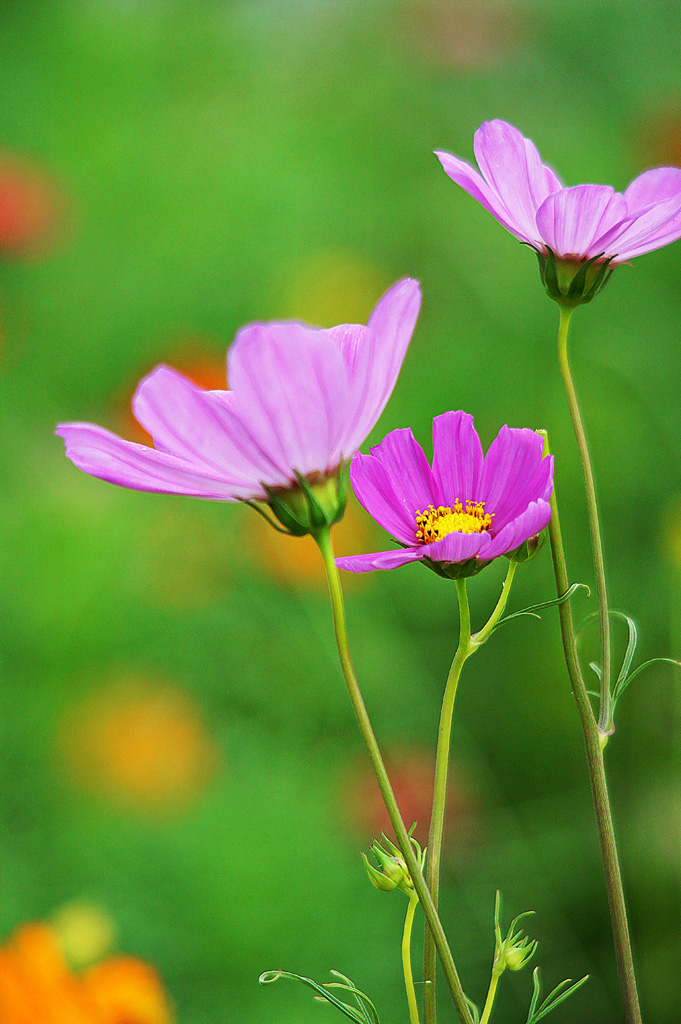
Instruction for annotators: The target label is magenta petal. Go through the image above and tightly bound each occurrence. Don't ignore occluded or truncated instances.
[349,452,417,545]
[227,320,350,479]
[425,530,487,565]
[483,500,552,559]
[335,547,422,573]
[473,120,562,245]
[337,279,421,458]
[369,428,438,516]
[55,422,250,499]
[133,365,263,486]
[431,411,484,506]
[624,167,681,212]
[594,193,681,260]
[478,426,546,521]
[434,149,530,241]
[535,185,627,258]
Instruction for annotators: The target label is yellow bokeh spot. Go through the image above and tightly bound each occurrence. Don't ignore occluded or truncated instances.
[415,501,493,543]
[59,675,219,813]
[282,250,389,327]
[51,904,116,970]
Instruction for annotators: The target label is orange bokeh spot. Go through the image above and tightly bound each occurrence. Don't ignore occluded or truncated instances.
[0,922,173,1024]
[60,675,219,813]
[244,499,374,589]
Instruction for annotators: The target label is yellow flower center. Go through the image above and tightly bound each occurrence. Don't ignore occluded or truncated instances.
[415,501,493,544]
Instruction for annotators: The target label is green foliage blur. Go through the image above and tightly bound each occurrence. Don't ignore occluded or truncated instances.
[1,1,680,1021]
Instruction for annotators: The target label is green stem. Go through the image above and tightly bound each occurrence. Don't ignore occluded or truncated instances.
[557,306,612,734]
[479,967,502,1024]
[424,564,517,1024]
[315,527,474,1024]
[403,894,421,1024]
[545,462,642,1024]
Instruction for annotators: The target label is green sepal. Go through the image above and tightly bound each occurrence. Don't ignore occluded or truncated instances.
[421,555,487,581]
[362,852,398,891]
[260,466,347,537]
[534,245,616,308]
[505,528,546,564]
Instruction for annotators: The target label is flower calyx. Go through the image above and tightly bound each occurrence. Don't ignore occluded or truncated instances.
[362,832,426,897]
[259,467,347,537]
[534,246,615,308]
[506,528,546,564]
[492,891,537,977]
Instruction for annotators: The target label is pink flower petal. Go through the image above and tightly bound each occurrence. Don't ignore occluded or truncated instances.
[431,410,484,505]
[478,426,547,523]
[483,500,552,559]
[349,452,418,545]
[335,547,423,573]
[593,193,681,261]
[535,185,627,259]
[337,279,422,457]
[473,120,562,245]
[55,422,251,499]
[624,167,681,212]
[434,149,530,242]
[424,529,488,564]
[369,428,438,517]
[227,320,350,480]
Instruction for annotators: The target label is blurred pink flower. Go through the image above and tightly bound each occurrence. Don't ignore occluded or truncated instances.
[56,280,421,505]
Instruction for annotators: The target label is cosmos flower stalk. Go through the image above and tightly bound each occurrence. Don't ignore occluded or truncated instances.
[436,119,681,305]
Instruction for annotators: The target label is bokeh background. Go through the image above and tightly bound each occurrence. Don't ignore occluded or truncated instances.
[1,1,680,1021]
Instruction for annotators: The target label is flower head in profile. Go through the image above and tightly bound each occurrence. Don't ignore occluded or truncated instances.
[336,411,553,579]
[436,120,681,304]
[56,280,421,536]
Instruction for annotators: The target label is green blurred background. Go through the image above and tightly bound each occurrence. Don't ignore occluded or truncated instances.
[1,1,680,1021]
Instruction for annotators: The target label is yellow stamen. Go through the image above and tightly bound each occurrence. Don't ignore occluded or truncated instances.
[415,501,493,544]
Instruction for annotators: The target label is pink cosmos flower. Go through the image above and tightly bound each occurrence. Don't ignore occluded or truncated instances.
[56,280,421,527]
[436,120,681,265]
[336,411,553,577]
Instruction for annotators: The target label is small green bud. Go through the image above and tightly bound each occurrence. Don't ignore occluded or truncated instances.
[362,833,426,897]
[263,467,347,537]
[534,246,615,308]
[492,892,537,978]
[506,528,545,564]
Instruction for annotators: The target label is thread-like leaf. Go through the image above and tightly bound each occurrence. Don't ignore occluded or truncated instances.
[259,970,372,1023]
[493,582,589,633]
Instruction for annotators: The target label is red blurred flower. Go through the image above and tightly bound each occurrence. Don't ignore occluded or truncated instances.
[339,749,478,854]
[0,154,59,255]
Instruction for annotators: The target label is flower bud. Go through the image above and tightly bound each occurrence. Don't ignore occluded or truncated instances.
[362,834,426,897]
[535,246,615,308]
[506,528,545,564]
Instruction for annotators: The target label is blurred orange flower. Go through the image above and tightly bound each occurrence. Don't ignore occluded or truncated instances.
[244,499,374,589]
[60,675,219,813]
[0,921,173,1024]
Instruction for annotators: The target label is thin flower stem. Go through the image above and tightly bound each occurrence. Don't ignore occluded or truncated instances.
[545,463,642,1024]
[403,893,421,1024]
[315,527,474,1024]
[471,560,518,647]
[424,564,517,1024]
[557,306,612,733]
[424,580,473,1024]
[479,967,502,1024]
